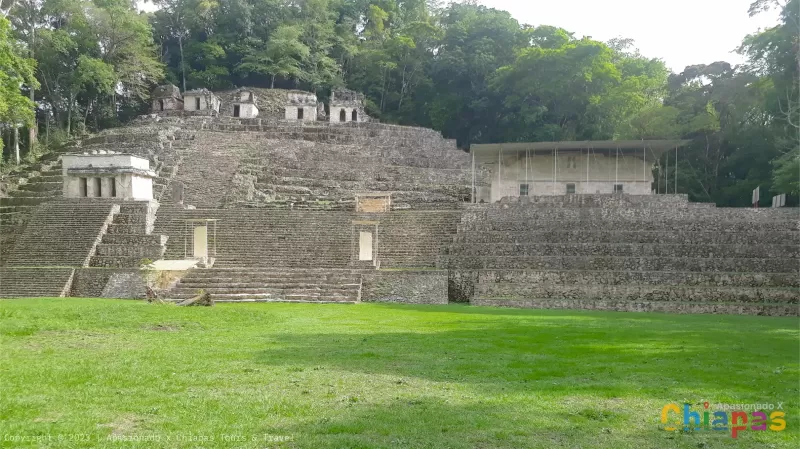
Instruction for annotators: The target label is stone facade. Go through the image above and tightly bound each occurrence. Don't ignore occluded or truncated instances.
[329,89,368,123]
[284,92,318,121]
[361,270,448,304]
[183,89,221,114]
[486,150,654,201]
[62,153,156,201]
[231,90,259,118]
[151,85,184,113]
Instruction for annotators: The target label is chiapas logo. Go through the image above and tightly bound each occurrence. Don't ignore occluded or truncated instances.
[661,402,786,438]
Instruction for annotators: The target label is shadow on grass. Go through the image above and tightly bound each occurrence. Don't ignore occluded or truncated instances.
[277,396,783,449]
[251,315,798,399]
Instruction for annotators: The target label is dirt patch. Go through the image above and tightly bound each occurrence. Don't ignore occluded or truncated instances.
[99,414,140,436]
[147,324,180,332]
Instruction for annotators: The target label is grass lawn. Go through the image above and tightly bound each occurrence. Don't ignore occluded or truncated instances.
[0,299,798,449]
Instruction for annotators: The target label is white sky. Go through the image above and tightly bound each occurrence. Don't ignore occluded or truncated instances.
[137,0,782,72]
[483,0,781,71]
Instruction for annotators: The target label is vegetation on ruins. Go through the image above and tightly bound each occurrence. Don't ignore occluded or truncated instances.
[1,299,798,448]
[0,0,797,205]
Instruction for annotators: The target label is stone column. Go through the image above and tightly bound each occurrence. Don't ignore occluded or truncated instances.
[101,177,114,198]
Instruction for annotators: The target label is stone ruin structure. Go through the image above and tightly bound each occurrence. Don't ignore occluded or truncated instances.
[62,152,156,200]
[0,86,797,316]
[151,85,183,112]
[182,88,221,115]
[329,89,368,123]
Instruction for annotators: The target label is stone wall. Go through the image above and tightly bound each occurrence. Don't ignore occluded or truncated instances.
[70,268,115,297]
[472,298,798,317]
[361,270,448,304]
[442,195,799,315]
[102,271,148,298]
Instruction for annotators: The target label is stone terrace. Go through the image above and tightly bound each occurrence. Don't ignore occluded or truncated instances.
[441,195,800,316]
[131,116,479,209]
[153,205,461,269]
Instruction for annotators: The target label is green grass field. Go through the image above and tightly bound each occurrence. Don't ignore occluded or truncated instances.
[1,299,797,449]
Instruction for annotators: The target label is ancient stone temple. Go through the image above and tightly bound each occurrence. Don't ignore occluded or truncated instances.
[151,85,183,113]
[183,88,221,115]
[329,89,368,123]
[62,152,156,200]
[0,86,797,316]
[230,89,259,118]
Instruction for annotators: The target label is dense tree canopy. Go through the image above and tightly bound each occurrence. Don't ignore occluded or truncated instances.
[1,0,797,205]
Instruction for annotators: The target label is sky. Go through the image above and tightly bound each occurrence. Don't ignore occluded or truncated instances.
[137,0,782,73]
[482,0,781,72]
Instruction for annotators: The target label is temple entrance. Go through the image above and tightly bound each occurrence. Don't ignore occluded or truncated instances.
[233,105,240,117]
[359,232,373,261]
[340,109,347,122]
[193,225,208,259]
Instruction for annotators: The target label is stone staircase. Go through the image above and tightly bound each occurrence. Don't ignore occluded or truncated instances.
[89,203,167,268]
[168,268,363,303]
[0,267,76,298]
[441,195,800,315]
[2,199,118,267]
[156,123,480,209]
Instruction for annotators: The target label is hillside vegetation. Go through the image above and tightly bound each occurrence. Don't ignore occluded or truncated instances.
[0,0,798,205]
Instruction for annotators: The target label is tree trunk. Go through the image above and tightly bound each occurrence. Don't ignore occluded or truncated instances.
[178,35,186,92]
[28,11,36,150]
[83,98,91,131]
[67,94,73,136]
[14,126,20,164]
[271,74,275,89]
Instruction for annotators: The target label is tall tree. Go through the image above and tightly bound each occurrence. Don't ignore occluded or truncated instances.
[0,15,37,161]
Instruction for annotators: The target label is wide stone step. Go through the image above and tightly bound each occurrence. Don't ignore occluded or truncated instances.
[106,224,147,234]
[16,181,62,191]
[101,234,167,245]
[7,190,61,199]
[111,214,148,224]
[170,286,358,296]
[447,242,799,259]
[475,284,799,303]
[183,270,359,284]
[95,244,164,258]
[454,230,800,245]
[440,255,798,273]
[470,298,797,317]
[169,292,357,302]
[475,270,799,288]
[464,219,797,233]
[88,256,146,268]
[175,282,360,291]
[0,197,49,206]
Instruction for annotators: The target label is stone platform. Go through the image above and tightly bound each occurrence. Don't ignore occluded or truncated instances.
[441,195,799,316]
